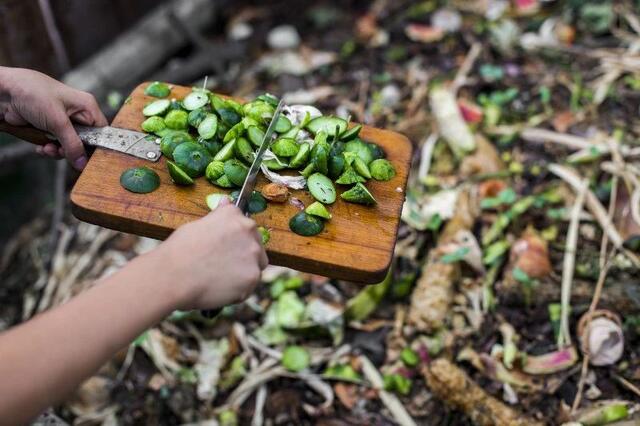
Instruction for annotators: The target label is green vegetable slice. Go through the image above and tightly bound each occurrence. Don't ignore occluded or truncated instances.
[167,160,194,185]
[223,159,249,186]
[289,142,310,169]
[340,124,362,141]
[353,157,372,179]
[328,153,345,179]
[368,142,386,160]
[307,173,336,204]
[258,226,271,244]
[274,116,292,133]
[271,138,299,157]
[370,159,396,181]
[120,167,160,194]
[183,90,209,111]
[256,93,279,107]
[218,107,242,126]
[289,211,325,236]
[206,193,231,211]
[336,166,366,185]
[306,116,348,136]
[247,126,265,147]
[199,139,222,157]
[188,108,208,128]
[341,183,376,205]
[173,142,212,178]
[198,114,218,140]
[141,116,166,134]
[344,139,374,165]
[213,139,236,161]
[214,174,235,188]
[306,201,332,219]
[300,163,315,178]
[144,81,171,98]
[234,137,254,164]
[205,160,225,182]
[223,121,245,144]
[264,158,288,170]
[311,143,329,175]
[164,109,189,130]
[282,346,311,372]
[142,99,171,117]
[229,190,268,214]
[160,131,194,160]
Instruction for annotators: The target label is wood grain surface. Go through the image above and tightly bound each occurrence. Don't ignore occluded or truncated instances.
[71,83,412,283]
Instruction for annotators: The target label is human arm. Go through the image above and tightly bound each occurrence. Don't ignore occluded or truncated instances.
[0,203,268,424]
[0,66,108,169]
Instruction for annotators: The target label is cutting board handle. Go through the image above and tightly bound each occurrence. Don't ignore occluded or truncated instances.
[0,121,53,146]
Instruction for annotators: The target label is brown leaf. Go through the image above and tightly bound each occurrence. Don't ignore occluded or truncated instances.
[334,383,359,410]
[551,110,576,133]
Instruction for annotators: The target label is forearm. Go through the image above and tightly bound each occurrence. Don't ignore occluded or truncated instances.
[0,250,186,424]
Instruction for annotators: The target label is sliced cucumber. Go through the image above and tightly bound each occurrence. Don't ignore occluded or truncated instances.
[340,124,362,141]
[289,212,325,237]
[144,81,171,98]
[234,137,254,164]
[120,167,160,194]
[247,126,265,147]
[271,138,299,157]
[275,116,292,133]
[206,193,231,211]
[143,99,171,117]
[198,114,218,140]
[188,108,208,128]
[172,142,212,178]
[213,139,236,161]
[341,183,376,205]
[223,159,248,187]
[183,90,210,111]
[167,160,194,185]
[306,201,332,219]
[307,173,336,204]
[289,142,310,169]
[306,116,348,136]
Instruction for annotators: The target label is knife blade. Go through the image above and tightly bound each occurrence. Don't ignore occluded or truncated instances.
[0,122,161,162]
[201,99,285,320]
[235,99,285,214]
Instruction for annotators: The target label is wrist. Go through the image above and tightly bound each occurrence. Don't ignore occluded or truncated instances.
[133,247,193,312]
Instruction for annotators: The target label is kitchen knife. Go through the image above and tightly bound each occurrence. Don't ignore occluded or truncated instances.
[0,122,161,161]
[201,99,285,319]
[234,99,285,214]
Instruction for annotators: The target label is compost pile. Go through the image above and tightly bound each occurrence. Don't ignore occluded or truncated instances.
[2,0,640,425]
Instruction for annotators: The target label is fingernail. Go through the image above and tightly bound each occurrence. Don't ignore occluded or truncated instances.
[73,156,88,170]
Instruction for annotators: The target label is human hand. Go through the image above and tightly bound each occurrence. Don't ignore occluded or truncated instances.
[148,202,269,311]
[0,67,108,170]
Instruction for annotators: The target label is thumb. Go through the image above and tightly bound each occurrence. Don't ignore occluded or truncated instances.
[50,113,87,170]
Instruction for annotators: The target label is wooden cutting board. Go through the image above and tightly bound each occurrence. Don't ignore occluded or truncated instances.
[71,83,412,283]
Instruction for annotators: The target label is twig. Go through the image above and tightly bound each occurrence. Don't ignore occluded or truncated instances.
[359,355,417,426]
[251,385,267,426]
[558,177,588,348]
[416,133,438,183]
[521,128,596,150]
[571,253,615,413]
[452,42,482,93]
[612,373,640,399]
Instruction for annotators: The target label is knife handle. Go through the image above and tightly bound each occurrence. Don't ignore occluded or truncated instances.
[0,121,53,146]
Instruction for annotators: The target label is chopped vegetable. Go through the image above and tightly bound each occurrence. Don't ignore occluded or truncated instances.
[271,138,299,157]
[172,142,212,178]
[141,116,166,134]
[206,193,231,211]
[223,159,249,187]
[164,109,189,130]
[306,116,348,136]
[307,173,336,204]
[183,90,209,111]
[341,183,376,205]
[205,161,225,182]
[120,167,160,194]
[306,201,332,219]
[167,161,194,185]
[370,159,396,181]
[197,114,218,140]
[160,131,194,160]
[258,227,270,244]
[144,81,171,98]
[142,99,171,117]
[289,212,325,236]
[230,190,267,214]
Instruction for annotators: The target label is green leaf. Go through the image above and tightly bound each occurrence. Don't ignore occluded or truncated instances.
[400,347,420,367]
[512,267,533,285]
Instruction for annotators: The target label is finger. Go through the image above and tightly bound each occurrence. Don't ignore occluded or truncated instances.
[50,113,87,170]
[43,143,60,157]
[70,92,108,127]
[35,146,44,156]
[257,245,269,270]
